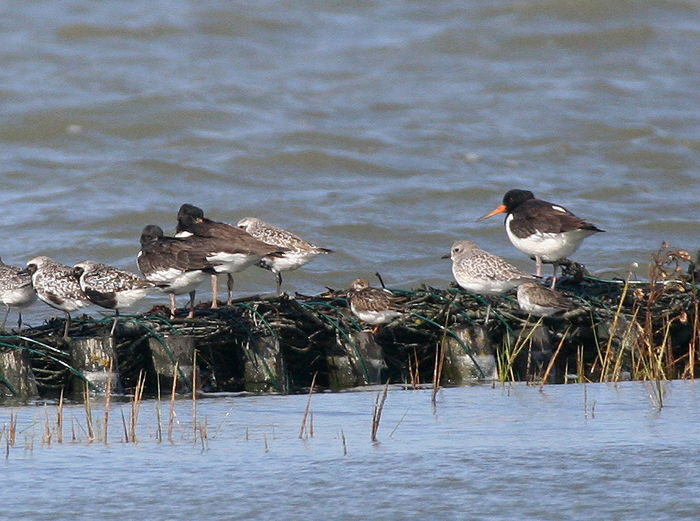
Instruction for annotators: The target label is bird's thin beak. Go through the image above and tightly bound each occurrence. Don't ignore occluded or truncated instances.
[441,253,451,259]
[476,204,507,222]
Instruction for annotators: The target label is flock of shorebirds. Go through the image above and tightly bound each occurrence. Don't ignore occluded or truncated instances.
[0,189,604,338]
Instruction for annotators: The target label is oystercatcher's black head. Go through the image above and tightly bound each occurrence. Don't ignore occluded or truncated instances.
[477,189,536,221]
[502,189,535,210]
[177,204,206,231]
[140,225,164,246]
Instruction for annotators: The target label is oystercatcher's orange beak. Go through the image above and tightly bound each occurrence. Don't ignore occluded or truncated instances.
[476,204,507,222]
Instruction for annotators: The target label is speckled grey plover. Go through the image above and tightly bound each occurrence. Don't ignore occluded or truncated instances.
[25,256,91,338]
[0,256,37,330]
[236,216,333,294]
[74,260,162,336]
[137,224,217,319]
[176,204,288,306]
[516,281,575,317]
[443,239,537,322]
[477,189,604,288]
[346,277,404,333]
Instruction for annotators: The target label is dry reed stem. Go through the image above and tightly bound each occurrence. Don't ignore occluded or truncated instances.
[299,372,318,439]
[57,389,64,444]
[130,370,146,443]
[192,350,198,445]
[155,376,162,443]
[104,359,113,445]
[340,428,347,456]
[371,379,390,443]
[43,405,51,446]
[84,386,94,442]
[168,362,178,444]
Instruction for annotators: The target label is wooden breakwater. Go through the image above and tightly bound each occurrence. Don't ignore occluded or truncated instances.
[1,260,699,399]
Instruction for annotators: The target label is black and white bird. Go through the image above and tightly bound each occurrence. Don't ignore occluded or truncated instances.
[0,256,37,330]
[25,256,91,338]
[443,239,537,323]
[236,216,333,294]
[478,189,604,288]
[175,204,288,306]
[346,278,404,333]
[74,260,162,336]
[516,282,575,318]
[137,224,218,319]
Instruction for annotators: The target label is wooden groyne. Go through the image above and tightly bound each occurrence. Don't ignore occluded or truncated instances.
[1,250,699,399]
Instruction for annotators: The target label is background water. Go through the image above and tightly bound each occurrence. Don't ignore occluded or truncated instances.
[2,381,700,520]
[1,0,700,325]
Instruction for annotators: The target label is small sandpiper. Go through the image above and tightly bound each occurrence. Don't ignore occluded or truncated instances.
[443,239,537,322]
[137,224,217,319]
[0,256,37,330]
[346,277,404,333]
[237,216,333,294]
[25,256,91,338]
[176,204,288,306]
[477,189,604,288]
[74,260,162,336]
[516,281,575,317]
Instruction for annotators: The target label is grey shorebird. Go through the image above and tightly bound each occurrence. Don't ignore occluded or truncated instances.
[74,260,162,336]
[346,277,403,333]
[516,282,575,317]
[24,256,90,338]
[443,239,537,322]
[237,217,333,294]
[0,256,36,330]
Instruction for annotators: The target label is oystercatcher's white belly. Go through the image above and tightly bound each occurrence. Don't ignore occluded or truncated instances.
[207,252,261,274]
[506,215,595,261]
[148,269,207,295]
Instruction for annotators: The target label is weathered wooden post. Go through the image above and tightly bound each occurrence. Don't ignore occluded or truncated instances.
[70,337,121,396]
[441,326,497,384]
[326,331,387,390]
[148,334,196,393]
[0,348,39,398]
[242,334,288,394]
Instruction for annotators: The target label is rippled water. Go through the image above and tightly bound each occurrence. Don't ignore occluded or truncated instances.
[2,3,700,514]
[1,0,700,328]
[2,381,700,520]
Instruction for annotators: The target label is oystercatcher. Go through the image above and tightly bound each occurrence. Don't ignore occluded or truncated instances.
[478,189,604,287]
[175,204,287,306]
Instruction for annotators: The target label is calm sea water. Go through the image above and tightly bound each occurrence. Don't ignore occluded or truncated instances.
[2,381,700,520]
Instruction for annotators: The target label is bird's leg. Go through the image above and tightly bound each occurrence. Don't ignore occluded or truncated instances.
[0,304,9,331]
[169,293,178,319]
[188,291,196,319]
[371,325,380,335]
[110,309,120,337]
[226,274,234,306]
[211,274,219,309]
[17,311,22,330]
[275,271,283,295]
[550,262,559,290]
[535,256,543,278]
[63,311,72,339]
